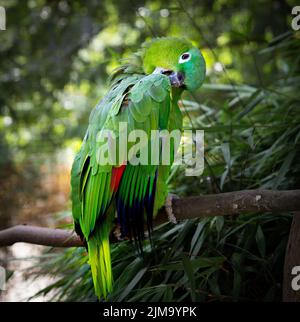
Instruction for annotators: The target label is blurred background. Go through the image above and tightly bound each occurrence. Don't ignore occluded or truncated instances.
[0,0,299,301]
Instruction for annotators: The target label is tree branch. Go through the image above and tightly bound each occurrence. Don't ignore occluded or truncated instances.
[0,225,83,247]
[0,189,299,248]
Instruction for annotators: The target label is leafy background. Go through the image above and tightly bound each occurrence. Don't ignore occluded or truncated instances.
[0,0,299,301]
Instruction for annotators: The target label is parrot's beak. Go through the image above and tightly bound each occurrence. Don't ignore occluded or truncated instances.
[152,67,185,88]
[168,71,185,88]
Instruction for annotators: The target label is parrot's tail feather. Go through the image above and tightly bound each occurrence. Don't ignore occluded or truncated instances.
[116,166,158,254]
[87,221,113,300]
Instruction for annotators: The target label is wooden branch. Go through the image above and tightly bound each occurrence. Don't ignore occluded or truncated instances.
[168,189,300,220]
[0,189,299,248]
[0,225,83,247]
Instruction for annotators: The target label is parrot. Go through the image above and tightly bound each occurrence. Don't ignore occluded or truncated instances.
[70,37,206,299]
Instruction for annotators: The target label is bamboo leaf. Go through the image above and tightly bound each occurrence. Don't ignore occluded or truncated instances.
[255,225,266,258]
[182,255,196,301]
[118,267,148,301]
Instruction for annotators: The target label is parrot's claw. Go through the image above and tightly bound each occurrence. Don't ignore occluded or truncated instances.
[165,193,179,224]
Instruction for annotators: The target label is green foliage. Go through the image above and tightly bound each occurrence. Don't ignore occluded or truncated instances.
[31,212,291,302]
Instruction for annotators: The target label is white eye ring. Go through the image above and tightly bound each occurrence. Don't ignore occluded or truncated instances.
[179,52,191,64]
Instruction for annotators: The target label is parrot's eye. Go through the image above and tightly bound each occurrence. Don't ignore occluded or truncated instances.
[179,52,191,64]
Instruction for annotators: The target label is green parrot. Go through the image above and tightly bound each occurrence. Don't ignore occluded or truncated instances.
[71,37,206,299]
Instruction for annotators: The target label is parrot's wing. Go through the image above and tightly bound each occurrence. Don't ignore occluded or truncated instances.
[71,74,140,239]
[71,73,172,241]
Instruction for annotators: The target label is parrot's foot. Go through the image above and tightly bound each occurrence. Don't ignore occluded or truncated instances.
[165,193,179,224]
[113,224,127,241]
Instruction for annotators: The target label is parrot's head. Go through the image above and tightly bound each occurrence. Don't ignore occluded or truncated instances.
[142,37,206,92]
